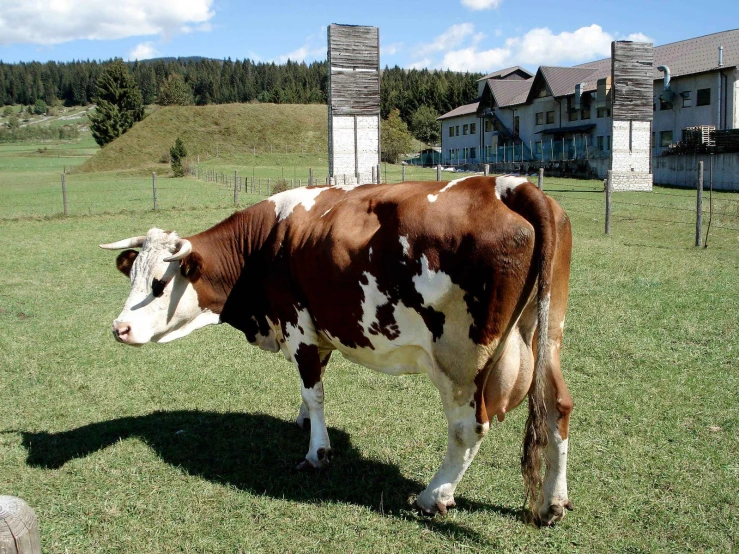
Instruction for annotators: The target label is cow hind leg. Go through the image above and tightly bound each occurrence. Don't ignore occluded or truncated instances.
[414,379,489,516]
[535,341,574,526]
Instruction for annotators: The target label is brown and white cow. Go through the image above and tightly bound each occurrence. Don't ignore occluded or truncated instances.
[100,175,573,525]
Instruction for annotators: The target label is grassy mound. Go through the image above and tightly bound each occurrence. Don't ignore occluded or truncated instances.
[79,103,328,173]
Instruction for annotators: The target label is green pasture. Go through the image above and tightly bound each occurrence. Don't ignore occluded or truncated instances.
[1,133,738,552]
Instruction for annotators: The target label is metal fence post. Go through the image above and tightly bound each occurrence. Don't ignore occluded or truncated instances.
[605,170,612,235]
[437,164,441,181]
[376,164,381,184]
[538,167,544,190]
[371,166,377,184]
[234,170,239,206]
[61,173,68,216]
[152,172,158,211]
[696,161,704,247]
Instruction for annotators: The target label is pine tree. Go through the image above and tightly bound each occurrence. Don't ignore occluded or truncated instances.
[170,137,187,177]
[88,59,144,147]
[157,73,194,106]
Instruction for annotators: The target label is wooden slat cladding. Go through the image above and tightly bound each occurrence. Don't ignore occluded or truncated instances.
[330,71,380,115]
[328,24,380,115]
[328,24,379,70]
[611,41,654,121]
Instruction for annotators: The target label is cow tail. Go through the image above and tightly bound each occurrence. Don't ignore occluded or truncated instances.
[504,181,557,518]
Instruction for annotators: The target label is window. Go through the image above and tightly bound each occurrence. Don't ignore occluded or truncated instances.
[470,147,476,159]
[660,98,673,110]
[681,91,692,108]
[449,126,454,137]
[653,98,657,112]
[513,116,520,136]
[546,111,555,124]
[569,110,579,122]
[470,122,476,134]
[660,130,673,147]
[606,136,611,151]
[484,120,493,132]
[463,124,469,135]
[652,132,655,148]
[455,125,459,136]
[597,107,610,118]
[597,136,604,151]
[581,107,591,120]
[536,112,544,125]
[449,149,454,160]
[697,88,710,106]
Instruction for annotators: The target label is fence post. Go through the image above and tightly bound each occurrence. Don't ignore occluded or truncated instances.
[605,170,612,235]
[309,168,313,186]
[61,173,68,216]
[152,172,158,211]
[0,496,41,554]
[402,164,406,182]
[483,164,489,176]
[696,161,704,248]
[436,164,441,181]
[538,167,544,190]
[234,171,239,206]
[376,164,381,184]
[372,166,377,184]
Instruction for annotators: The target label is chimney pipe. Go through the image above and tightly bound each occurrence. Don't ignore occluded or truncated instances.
[657,65,671,91]
[719,46,724,67]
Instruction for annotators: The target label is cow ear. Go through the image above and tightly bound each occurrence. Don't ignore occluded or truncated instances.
[115,249,138,277]
[180,252,204,282]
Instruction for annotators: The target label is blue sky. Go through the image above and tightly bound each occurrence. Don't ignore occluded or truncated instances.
[0,0,734,72]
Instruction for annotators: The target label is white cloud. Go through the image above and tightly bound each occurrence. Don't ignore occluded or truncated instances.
[0,0,214,46]
[381,42,403,56]
[622,32,654,43]
[418,23,477,56]
[128,42,160,61]
[461,0,503,10]
[275,27,326,63]
[410,23,652,71]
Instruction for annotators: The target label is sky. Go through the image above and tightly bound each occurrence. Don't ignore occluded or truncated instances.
[0,0,734,72]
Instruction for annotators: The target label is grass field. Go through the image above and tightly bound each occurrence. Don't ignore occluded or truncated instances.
[1,127,738,552]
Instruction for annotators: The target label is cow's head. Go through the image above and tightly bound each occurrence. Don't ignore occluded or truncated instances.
[100,228,219,345]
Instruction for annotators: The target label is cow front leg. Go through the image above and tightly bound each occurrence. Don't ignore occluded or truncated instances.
[294,345,332,470]
[536,346,574,526]
[296,401,310,429]
[415,388,489,515]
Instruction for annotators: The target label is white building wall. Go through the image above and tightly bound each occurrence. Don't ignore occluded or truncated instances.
[331,115,379,184]
[440,114,481,164]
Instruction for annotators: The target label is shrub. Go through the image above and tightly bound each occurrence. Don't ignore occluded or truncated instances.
[2,106,12,118]
[159,151,171,164]
[272,178,289,194]
[33,99,48,115]
[169,137,187,177]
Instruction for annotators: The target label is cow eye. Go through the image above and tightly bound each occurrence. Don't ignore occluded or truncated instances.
[152,278,167,298]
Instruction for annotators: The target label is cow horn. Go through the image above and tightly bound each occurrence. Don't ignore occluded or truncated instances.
[163,239,192,262]
[99,236,146,250]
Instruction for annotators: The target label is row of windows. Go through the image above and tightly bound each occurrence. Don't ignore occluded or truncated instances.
[535,111,555,125]
[448,147,477,160]
[656,88,710,111]
[448,122,477,137]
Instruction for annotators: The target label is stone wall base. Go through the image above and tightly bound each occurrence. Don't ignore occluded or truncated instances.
[611,171,653,191]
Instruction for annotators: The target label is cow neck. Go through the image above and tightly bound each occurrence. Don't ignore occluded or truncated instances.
[186,203,277,320]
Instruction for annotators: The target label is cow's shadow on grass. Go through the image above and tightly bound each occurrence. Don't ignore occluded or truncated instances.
[18,410,523,541]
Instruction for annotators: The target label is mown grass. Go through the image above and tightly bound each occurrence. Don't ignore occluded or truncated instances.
[1,127,738,552]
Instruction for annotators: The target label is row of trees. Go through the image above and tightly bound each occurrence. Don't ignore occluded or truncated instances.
[0,57,481,144]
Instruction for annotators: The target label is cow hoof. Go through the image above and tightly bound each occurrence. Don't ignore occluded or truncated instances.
[295,448,332,471]
[411,498,454,518]
[535,501,572,527]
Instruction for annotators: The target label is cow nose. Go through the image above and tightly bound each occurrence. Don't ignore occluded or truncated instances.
[112,321,132,342]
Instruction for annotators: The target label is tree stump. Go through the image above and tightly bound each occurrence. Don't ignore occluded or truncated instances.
[0,496,40,554]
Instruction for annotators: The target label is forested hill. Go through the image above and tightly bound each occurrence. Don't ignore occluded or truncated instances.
[0,58,482,123]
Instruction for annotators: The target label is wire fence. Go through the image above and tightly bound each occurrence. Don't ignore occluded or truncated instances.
[3,163,737,249]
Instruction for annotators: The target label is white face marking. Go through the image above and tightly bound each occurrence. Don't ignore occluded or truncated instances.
[270,187,328,222]
[494,175,529,200]
[399,235,411,257]
[113,228,219,344]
